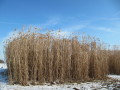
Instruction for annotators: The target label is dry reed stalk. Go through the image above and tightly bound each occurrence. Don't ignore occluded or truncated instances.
[5,27,109,85]
[89,40,108,79]
[108,46,120,75]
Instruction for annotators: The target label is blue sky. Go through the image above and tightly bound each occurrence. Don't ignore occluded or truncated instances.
[0,0,120,59]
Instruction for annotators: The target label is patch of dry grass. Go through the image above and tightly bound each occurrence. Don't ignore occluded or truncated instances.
[108,46,120,75]
[5,27,109,85]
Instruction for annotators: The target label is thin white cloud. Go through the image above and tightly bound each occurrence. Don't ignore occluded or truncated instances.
[33,17,60,29]
[42,18,60,26]
[62,24,86,32]
[51,30,72,38]
[91,26,120,34]
[91,17,120,22]
[0,22,19,25]
[101,18,120,21]
[50,24,88,38]
[114,11,120,16]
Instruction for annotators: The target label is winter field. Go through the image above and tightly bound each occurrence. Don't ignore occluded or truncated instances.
[0,64,120,90]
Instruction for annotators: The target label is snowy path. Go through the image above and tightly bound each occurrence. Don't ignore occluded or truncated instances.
[0,64,120,90]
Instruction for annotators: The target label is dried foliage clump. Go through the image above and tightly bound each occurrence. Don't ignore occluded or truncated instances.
[5,27,109,85]
[89,41,108,79]
[108,46,120,75]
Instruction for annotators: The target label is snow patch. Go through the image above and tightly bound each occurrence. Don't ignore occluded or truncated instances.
[108,75,120,81]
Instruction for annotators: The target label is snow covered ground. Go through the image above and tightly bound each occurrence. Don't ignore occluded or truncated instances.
[108,75,120,81]
[0,64,120,90]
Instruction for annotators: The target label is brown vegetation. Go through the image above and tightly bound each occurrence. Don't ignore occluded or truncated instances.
[4,27,119,85]
[108,46,120,75]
